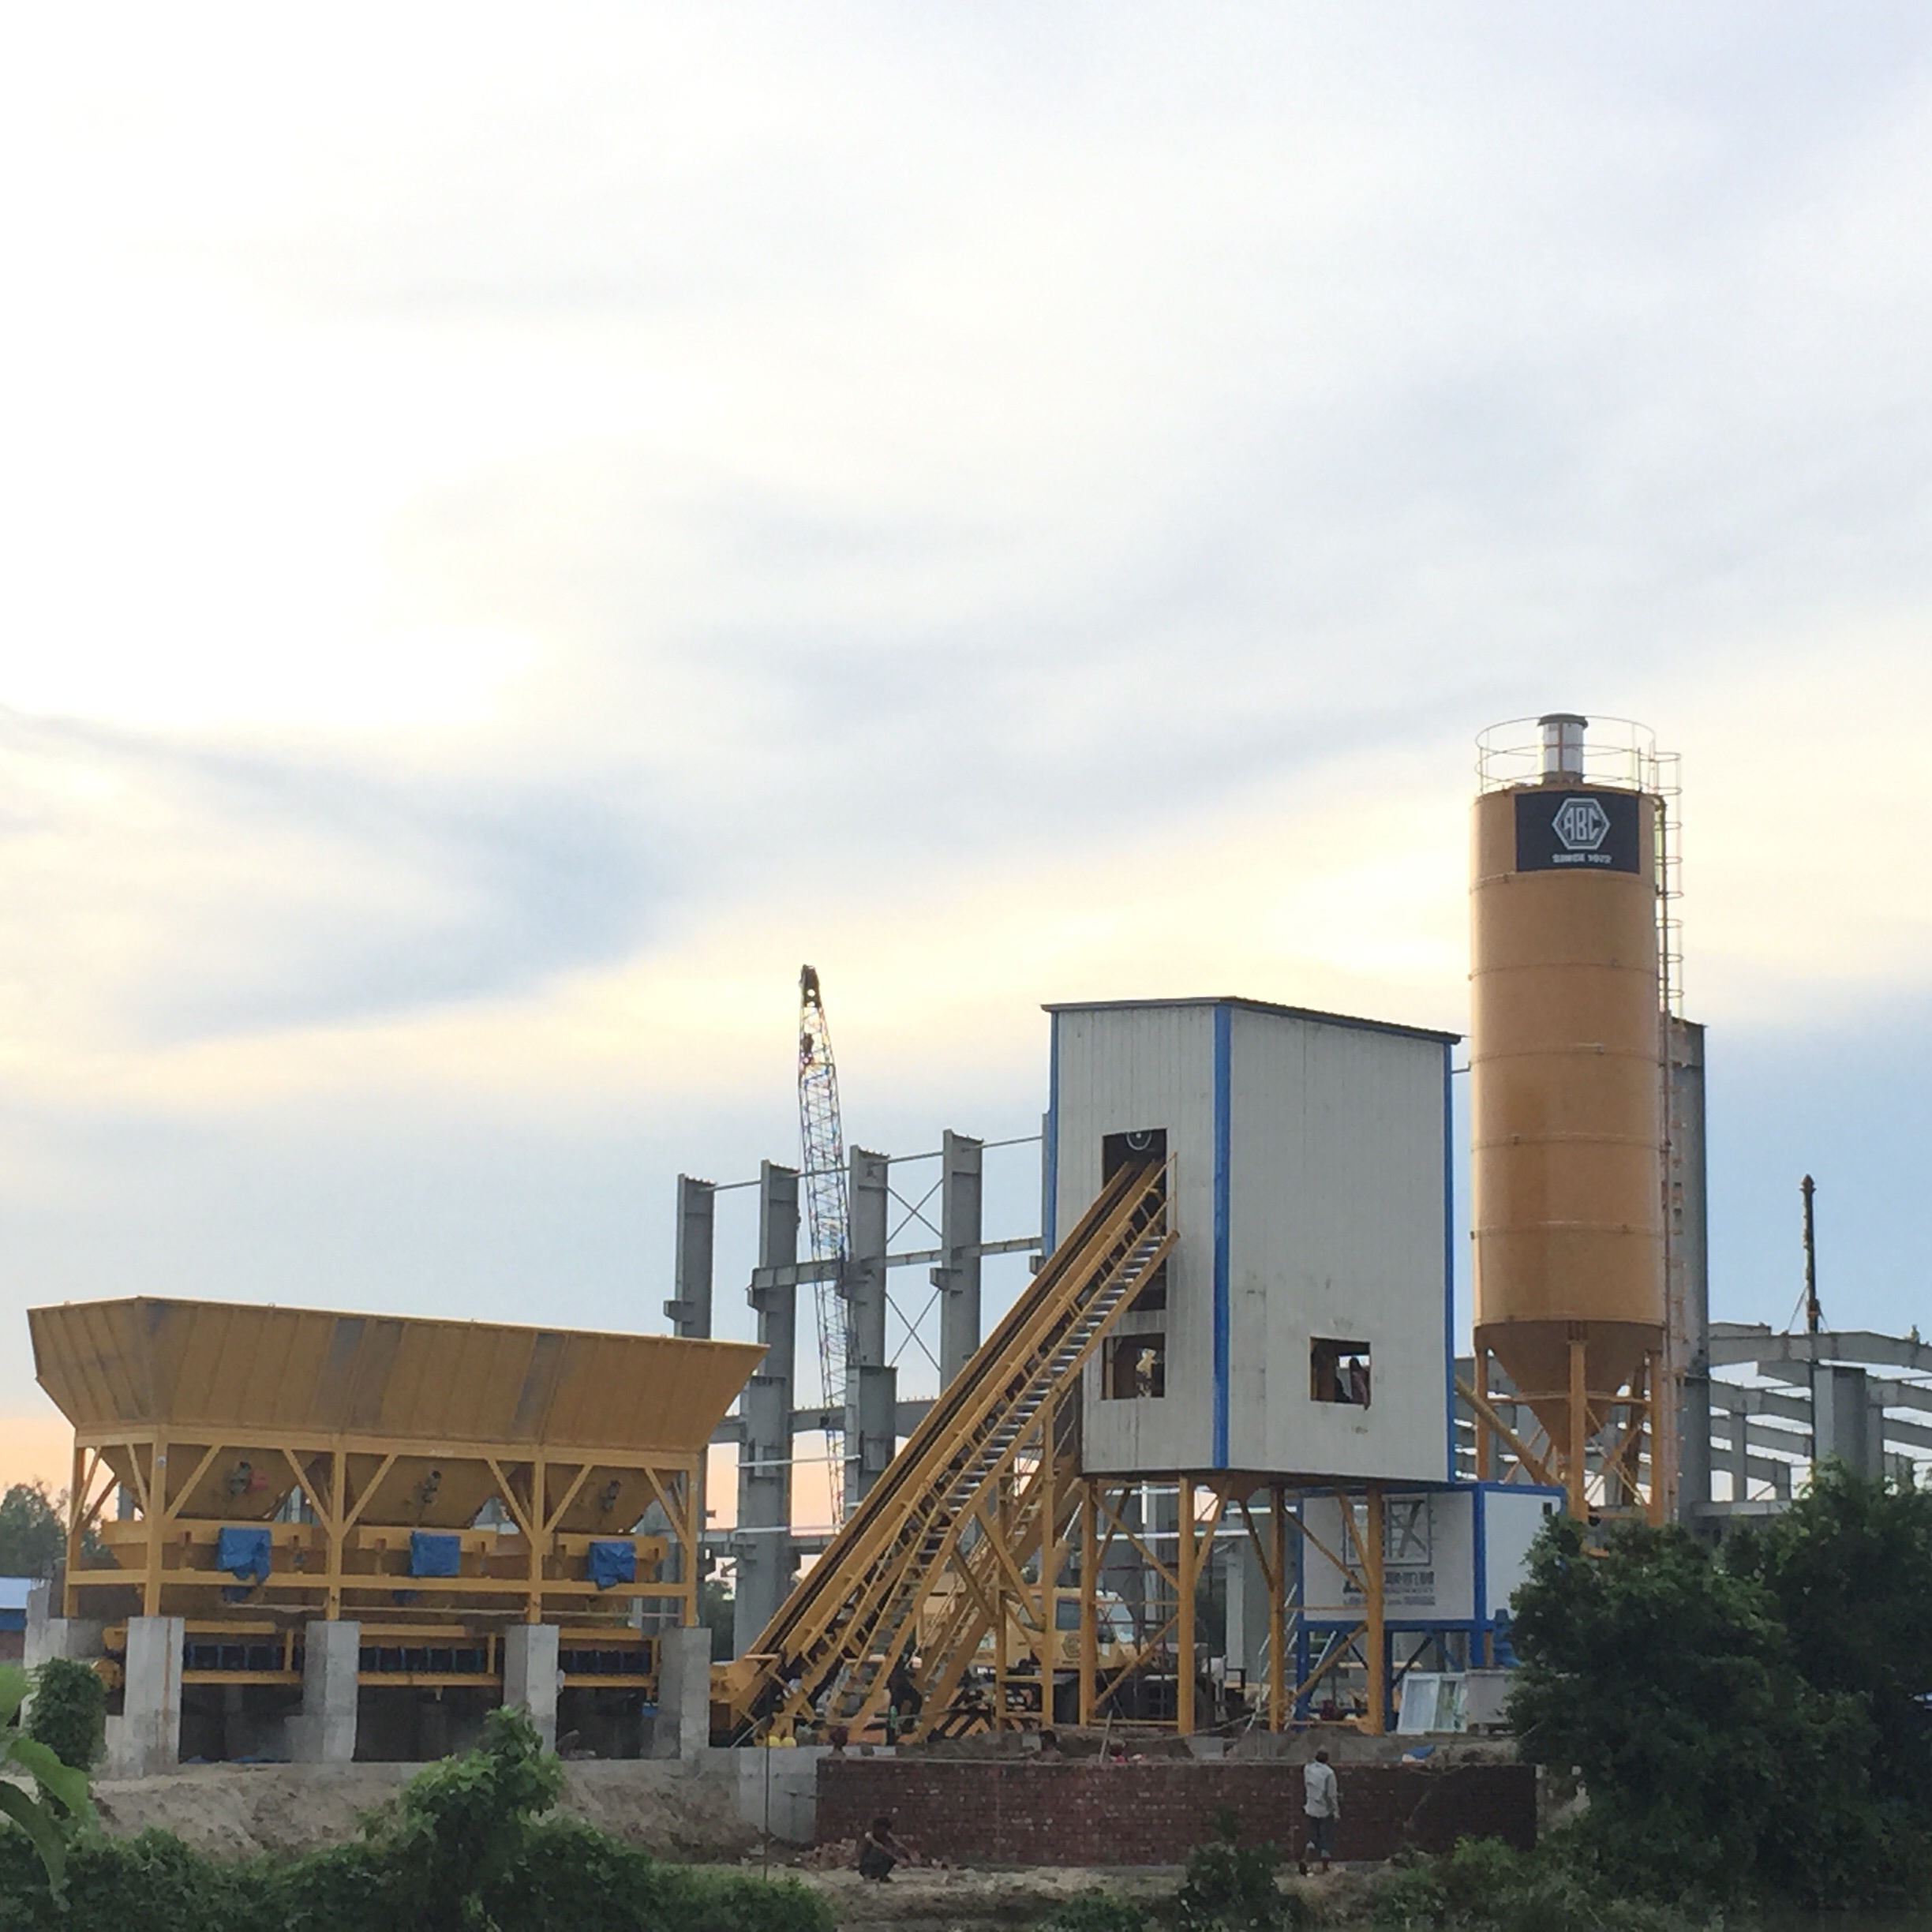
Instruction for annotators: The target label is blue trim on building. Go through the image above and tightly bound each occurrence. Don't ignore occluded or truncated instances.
[1443,1040,1458,1482]
[1212,1002,1233,1469]
[1044,1015,1060,1252]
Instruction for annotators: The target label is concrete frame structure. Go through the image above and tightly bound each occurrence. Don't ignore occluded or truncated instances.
[677,1127,1042,1647]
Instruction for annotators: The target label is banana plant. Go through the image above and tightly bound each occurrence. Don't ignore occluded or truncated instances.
[1,1663,95,1897]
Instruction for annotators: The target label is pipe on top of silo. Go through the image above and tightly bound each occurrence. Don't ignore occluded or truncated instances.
[1538,712,1589,781]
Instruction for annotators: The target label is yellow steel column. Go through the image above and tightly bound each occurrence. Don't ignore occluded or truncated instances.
[1362,1487,1386,1737]
[1644,1354,1666,1526]
[528,1456,546,1623]
[1039,1395,1056,1698]
[683,1460,702,1627]
[1175,1479,1198,1735]
[64,1443,86,1617]
[1268,1486,1287,1734]
[326,1448,346,1620]
[1567,1339,1589,1518]
[144,1432,167,1618]
[1078,1479,1098,1728]
[1473,1349,1493,1481]
[992,1481,1012,1731]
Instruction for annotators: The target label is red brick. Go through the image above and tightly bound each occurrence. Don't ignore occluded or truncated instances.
[816,1760,1534,1865]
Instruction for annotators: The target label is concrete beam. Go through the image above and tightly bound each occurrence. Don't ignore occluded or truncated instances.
[1709,1327,1932,1377]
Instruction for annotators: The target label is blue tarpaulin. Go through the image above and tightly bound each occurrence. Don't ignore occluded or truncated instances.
[216,1526,272,1584]
[589,1539,637,1590]
[410,1532,462,1578]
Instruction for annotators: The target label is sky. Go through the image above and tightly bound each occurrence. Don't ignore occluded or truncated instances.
[2,6,1930,1497]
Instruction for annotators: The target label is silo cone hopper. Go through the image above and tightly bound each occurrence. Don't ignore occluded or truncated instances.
[31,1297,762,1629]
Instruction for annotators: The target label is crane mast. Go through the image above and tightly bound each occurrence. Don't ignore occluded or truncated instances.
[797,965,854,1524]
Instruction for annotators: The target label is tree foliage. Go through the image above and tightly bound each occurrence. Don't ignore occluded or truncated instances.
[0,1484,63,1581]
[1507,1480,1932,1910]
[0,1663,95,1898]
[1728,1459,1932,1810]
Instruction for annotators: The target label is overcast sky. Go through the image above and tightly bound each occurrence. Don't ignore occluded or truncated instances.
[3,6,1930,1490]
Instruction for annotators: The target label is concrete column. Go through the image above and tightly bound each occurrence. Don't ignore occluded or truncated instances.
[849,1364,898,1506]
[105,1615,184,1778]
[934,1130,984,1389]
[844,1148,891,1507]
[665,1176,716,1338]
[503,1623,561,1751]
[1814,1364,1881,1479]
[1668,1020,1712,1521]
[650,1624,713,1765]
[287,1619,360,1763]
[737,1162,799,1656]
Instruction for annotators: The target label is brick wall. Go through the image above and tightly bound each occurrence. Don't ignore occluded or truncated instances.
[817,1758,1534,1865]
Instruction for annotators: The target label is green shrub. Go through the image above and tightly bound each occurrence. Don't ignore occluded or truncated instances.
[1040,1889,1149,1932]
[1177,1818,1302,1931]
[0,1828,271,1932]
[28,1657,107,1774]
[1365,1837,1717,1932]
[641,1863,837,1932]
[369,1703,563,1932]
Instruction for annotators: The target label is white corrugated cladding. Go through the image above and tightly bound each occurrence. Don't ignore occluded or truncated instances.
[1229,1006,1450,1482]
[1048,997,1455,1485]
[1053,1002,1215,1472]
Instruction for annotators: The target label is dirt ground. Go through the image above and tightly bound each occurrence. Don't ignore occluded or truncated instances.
[88,1759,760,1863]
[789,1863,1373,1930]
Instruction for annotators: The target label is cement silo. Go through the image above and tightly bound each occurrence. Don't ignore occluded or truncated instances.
[1470,714,1676,1520]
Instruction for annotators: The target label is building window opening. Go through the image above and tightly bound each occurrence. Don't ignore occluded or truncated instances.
[1311,1339,1371,1406]
[1102,1129,1168,1310]
[1103,1333,1166,1401]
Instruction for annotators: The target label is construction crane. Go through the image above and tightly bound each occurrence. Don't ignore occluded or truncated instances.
[798,965,854,1524]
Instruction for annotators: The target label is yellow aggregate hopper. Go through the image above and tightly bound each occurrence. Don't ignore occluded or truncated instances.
[32,1297,760,1633]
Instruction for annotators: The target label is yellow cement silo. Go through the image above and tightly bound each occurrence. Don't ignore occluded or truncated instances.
[1470,713,1670,1518]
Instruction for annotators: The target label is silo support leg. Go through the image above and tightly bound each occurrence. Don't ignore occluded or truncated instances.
[1176,1481,1197,1735]
[1567,1342,1589,1518]
[1363,1488,1386,1736]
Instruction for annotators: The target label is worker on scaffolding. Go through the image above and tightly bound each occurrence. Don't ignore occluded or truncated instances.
[886,1658,923,1743]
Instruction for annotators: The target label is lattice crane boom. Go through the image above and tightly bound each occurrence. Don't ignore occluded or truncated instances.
[798,965,854,1523]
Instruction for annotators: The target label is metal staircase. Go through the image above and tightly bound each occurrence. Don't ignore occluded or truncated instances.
[718,1156,1175,1740]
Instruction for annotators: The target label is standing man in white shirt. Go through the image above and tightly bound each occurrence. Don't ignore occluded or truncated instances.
[1301,1747,1339,1874]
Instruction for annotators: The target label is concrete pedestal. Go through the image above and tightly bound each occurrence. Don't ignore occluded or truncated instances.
[652,1624,713,1765]
[503,1623,560,1750]
[105,1615,185,1778]
[22,1583,104,1672]
[287,1619,360,1763]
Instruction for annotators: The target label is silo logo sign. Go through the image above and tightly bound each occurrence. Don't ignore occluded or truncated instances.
[1515,790,1639,874]
[1552,796,1612,852]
